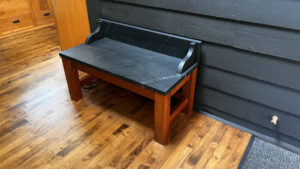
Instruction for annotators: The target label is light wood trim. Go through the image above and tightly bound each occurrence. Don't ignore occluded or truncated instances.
[0,14,35,35]
[0,0,54,38]
[30,0,49,12]
[51,0,91,50]
[27,0,37,26]
[34,9,54,26]
[0,0,31,20]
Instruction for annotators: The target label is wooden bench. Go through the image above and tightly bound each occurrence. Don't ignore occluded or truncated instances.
[60,19,201,144]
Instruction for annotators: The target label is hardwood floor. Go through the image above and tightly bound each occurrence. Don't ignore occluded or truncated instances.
[0,26,251,169]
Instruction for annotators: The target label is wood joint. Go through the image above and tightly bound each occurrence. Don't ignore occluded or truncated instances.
[80,75,97,87]
[170,98,188,122]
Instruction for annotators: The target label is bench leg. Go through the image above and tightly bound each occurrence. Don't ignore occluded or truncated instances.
[182,68,198,115]
[62,58,83,101]
[154,93,171,145]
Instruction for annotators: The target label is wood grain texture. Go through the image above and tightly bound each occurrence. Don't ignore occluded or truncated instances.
[154,93,171,144]
[30,0,49,11]
[182,68,198,115]
[0,0,54,38]
[0,14,35,35]
[74,62,155,100]
[51,0,90,50]
[0,0,31,20]
[62,58,83,101]
[34,9,54,26]
[0,26,251,168]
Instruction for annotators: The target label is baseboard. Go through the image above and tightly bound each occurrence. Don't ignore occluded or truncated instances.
[198,110,300,154]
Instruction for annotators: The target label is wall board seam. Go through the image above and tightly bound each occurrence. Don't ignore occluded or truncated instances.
[100,1,300,62]
[102,0,300,33]
[200,105,300,143]
[198,110,300,154]
[201,64,300,93]
[202,42,300,65]
[200,85,300,118]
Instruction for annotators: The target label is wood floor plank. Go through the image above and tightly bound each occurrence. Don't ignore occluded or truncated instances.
[0,26,251,169]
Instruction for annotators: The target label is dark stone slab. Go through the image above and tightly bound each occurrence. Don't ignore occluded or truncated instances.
[60,38,197,95]
[60,20,201,95]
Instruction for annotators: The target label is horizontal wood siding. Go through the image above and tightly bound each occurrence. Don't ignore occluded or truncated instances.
[201,66,300,116]
[199,87,300,140]
[99,1,300,62]
[87,0,300,146]
[201,44,300,92]
[106,0,300,31]
[86,0,101,32]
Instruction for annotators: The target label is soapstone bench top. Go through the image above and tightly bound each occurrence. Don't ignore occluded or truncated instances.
[60,19,201,95]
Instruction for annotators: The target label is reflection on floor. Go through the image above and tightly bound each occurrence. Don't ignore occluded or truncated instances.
[0,26,251,169]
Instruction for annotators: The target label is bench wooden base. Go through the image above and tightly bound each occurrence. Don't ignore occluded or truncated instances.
[62,58,198,144]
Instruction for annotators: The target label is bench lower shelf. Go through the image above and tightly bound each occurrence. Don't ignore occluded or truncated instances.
[62,58,198,144]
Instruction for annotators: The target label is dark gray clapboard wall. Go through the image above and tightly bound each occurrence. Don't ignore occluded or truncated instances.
[86,0,101,32]
[86,0,300,148]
